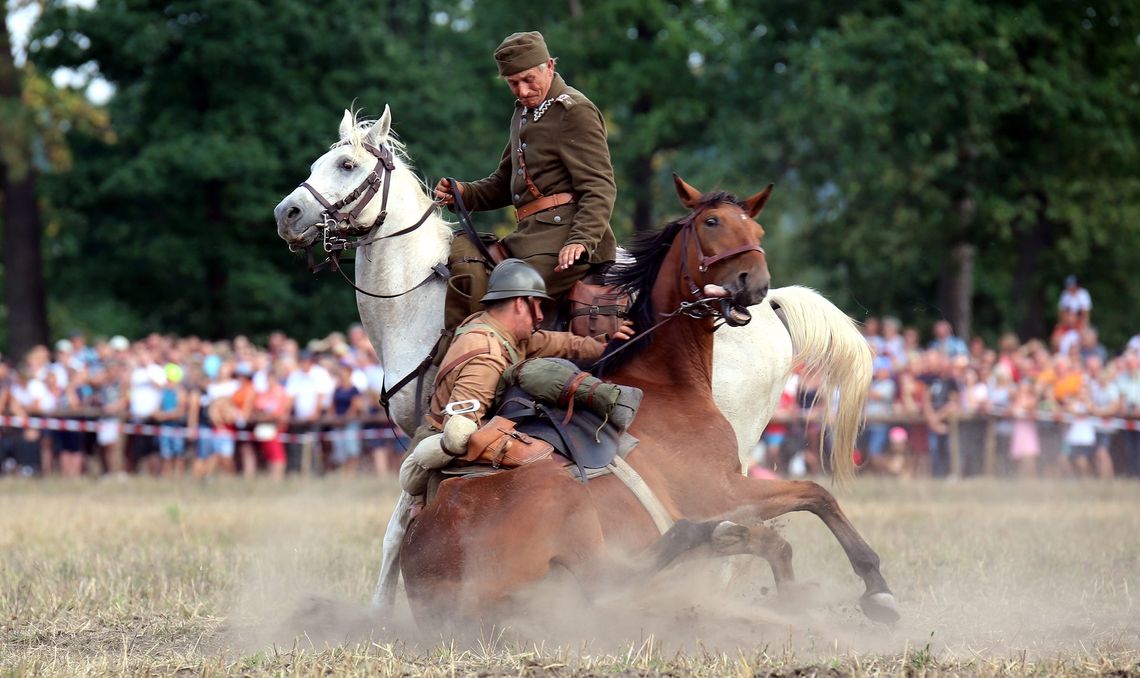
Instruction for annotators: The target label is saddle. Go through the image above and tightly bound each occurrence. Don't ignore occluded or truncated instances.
[449,233,630,338]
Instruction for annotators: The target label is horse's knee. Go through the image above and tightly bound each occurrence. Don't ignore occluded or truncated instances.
[800,480,842,514]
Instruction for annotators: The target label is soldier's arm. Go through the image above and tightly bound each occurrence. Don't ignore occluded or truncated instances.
[558,104,617,258]
[460,141,514,212]
[441,353,511,428]
[527,330,607,362]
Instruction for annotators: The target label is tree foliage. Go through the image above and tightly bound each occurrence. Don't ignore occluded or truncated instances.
[7,0,1139,350]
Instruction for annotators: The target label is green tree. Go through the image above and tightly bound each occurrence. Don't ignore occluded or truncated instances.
[723,0,1140,345]
[1,17,49,357]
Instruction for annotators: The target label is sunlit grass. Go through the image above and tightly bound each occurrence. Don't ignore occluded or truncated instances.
[1,477,1137,675]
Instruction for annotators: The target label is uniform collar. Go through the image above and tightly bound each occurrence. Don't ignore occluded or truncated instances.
[515,73,567,109]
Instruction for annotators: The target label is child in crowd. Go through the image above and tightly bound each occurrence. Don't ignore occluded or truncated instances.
[1009,380,1041,478]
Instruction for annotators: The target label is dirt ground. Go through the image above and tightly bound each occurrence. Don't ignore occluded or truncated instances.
[1,476,1137,676]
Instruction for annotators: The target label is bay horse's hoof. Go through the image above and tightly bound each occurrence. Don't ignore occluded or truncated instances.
[711,521,750,554]
[859,591,900,624]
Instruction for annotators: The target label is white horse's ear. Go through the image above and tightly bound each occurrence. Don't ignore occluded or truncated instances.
[339,109,354,140]
[366,104,392,146]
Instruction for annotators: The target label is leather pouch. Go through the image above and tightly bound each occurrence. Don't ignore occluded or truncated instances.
[462,415,554,468]
[567,280,630,338]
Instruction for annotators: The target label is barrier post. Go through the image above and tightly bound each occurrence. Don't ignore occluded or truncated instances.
[983,415,997,476]
[949,416,961,478]
[301,431,314,478]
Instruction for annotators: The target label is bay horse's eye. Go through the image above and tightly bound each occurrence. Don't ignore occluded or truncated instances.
[704,216,719,227]
[341,159,356,171]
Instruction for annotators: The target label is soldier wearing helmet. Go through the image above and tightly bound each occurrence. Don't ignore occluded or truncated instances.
[425,258,631,437]
[377,259,633,613]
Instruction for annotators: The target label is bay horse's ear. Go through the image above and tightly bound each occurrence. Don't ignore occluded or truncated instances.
[339,109,354,140]
[744,183,775,218]
[366,104,392,146]
[673,173,703,209]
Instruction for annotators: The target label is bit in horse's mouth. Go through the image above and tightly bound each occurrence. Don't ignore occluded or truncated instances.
[725,302,753,327]
[285,225,321,252]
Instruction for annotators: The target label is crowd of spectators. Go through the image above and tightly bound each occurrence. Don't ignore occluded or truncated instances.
[751,278,1140,480]
[0,324,403,479]
[3,277,1139,481]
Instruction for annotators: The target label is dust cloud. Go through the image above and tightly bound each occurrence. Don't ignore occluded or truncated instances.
[218,480,1140,664]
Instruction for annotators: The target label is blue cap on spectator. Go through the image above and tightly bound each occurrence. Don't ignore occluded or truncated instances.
[235,362,254,378]
[873,356,892,373]
[298,349,314,361]
[1065,275,1078,286]
[203,354,222,378]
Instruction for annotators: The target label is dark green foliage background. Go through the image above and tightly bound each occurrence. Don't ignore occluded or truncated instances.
[7,0,1139,349]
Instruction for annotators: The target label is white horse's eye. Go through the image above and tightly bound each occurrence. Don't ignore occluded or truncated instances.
[341,160,356,171]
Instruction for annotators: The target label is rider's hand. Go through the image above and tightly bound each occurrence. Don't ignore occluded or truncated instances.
[610,320,636,342]
[433,179,463,206]
[555,243,587,272]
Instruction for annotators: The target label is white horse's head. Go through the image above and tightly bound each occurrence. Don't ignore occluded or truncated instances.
[274,105,396,250]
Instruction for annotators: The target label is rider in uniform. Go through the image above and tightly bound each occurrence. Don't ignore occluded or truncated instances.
[434,31,618,332]
[375,259,632,612]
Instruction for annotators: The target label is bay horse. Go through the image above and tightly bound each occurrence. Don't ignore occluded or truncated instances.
[273,107,875,612]
[397,175,898,624]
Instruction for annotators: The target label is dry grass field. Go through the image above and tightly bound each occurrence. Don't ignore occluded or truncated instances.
[2,476,1138,676]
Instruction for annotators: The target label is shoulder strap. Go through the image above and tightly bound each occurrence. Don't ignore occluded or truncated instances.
[433,347,491,391]
[455,323,520,364]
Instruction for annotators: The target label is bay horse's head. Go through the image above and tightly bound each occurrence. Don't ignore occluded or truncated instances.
[274,106,398,251]
[670,173,772,326]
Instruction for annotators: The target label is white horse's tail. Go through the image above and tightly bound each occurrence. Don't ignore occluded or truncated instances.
[766,286,871,484]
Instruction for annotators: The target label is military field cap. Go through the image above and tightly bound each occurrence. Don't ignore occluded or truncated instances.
[494,31,550,76]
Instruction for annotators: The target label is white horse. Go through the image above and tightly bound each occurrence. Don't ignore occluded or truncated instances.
[274,107,872,605]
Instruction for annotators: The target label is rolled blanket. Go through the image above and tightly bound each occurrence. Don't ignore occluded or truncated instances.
[499,358,642,432]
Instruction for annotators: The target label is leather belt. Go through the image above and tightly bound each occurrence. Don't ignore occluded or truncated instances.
[515,192,575,222]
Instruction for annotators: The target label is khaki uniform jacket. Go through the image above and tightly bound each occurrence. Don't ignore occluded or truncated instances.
[461,74,618,265]
[428,311,606,429]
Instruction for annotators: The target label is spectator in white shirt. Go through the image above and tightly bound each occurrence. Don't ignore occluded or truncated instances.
[1058,275,1092,327]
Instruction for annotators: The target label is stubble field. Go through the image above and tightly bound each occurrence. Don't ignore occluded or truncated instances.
[1,476,1138,676]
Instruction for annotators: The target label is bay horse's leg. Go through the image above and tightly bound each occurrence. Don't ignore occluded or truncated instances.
[721,478,899,623]
[643,519,752,572]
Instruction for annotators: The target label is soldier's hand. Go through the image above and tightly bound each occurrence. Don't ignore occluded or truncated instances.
[611,320,636,342]
[555,243,587,271]
[433,179,464,206]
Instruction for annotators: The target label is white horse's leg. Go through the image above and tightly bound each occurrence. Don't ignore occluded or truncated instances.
[372,490,414,613]
[711,300,793,470]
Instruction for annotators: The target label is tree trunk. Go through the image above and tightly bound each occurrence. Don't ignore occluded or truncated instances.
[1,25,50,357]
[1010,196,1052,340]
[942,242,975,340]
[205,179,228,338]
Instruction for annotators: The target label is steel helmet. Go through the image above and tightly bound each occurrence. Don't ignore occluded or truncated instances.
[480,258,553,303]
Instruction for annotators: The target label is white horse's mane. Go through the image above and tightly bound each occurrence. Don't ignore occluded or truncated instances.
[333,109,439,207]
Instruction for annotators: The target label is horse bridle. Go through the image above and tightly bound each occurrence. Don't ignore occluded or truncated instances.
[675,206,766,324]
[597,206,767,370]
[300,141,397,251]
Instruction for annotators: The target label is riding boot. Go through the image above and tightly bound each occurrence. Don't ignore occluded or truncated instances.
[372,490,415,614]
[441,234,493,364]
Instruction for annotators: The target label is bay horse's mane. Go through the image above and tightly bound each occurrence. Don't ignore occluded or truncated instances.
[594,191,745,376]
